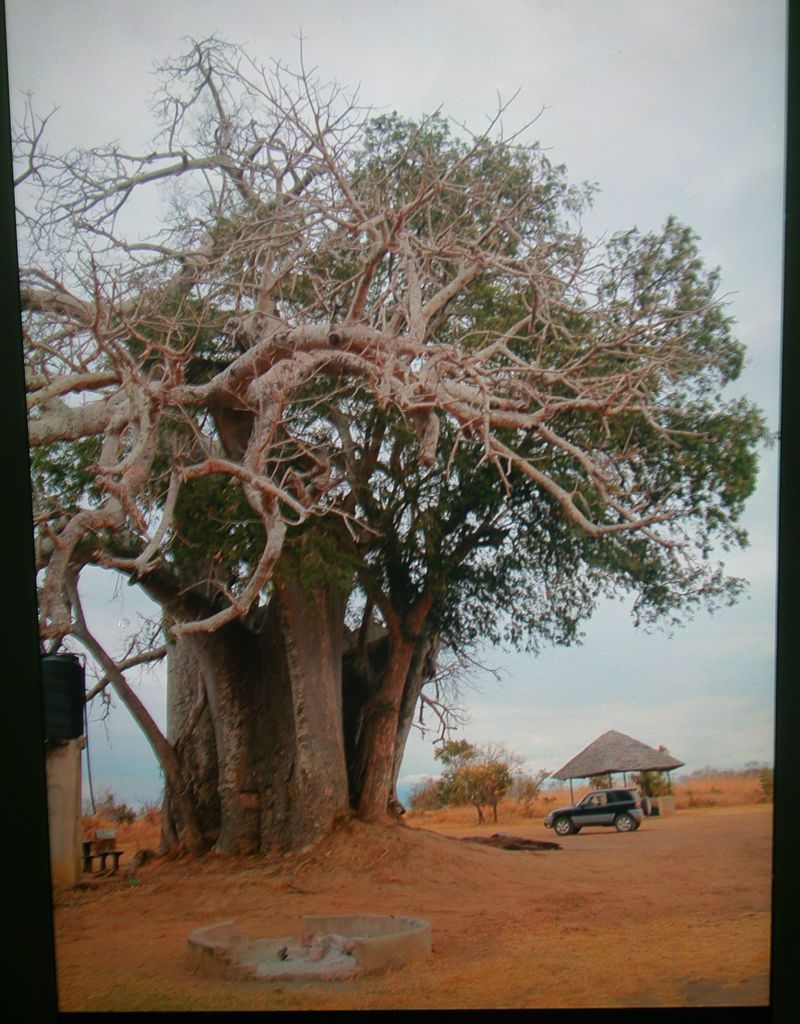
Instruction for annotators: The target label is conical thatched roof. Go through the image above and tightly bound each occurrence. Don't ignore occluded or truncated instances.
[551,730,685,780]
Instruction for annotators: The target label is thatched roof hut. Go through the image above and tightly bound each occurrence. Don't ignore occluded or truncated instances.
[552,729,685,782]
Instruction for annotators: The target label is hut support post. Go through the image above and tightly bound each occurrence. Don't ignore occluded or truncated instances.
[569,779,574,802]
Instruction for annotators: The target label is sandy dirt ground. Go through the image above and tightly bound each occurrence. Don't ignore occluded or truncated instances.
[51,803,772,1011]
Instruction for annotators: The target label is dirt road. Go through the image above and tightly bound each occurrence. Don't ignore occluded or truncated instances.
[52,803,772,1010]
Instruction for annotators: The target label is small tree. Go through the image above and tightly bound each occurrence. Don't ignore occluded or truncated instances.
[460,759,515,823]
[434,738,523,823]
[433,738,480,807]
[588,774,613,790]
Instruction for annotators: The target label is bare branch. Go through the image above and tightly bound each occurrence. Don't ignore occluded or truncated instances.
[22,38,755,642]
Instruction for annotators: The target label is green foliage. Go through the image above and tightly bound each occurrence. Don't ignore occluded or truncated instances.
[30,436,103,514]
[354,111,590,259]
[632,770,671,797]
[432,738,525,823]
[169,472,265,581]
[632,747,675,796]
[434,738,478,767]
[588,774,613,790]
[126,293,230,375]
[274,520,361,599]
[333,125,768,648]
[458,760,515,823]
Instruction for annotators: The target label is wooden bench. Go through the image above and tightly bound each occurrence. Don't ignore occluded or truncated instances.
[81,830,124,874]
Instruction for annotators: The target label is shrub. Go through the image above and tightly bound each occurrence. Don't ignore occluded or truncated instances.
[510,770,550,817]
[94,789,137,825]
[633,770,671,797]
[408,777,446,812]
[138,799,162,826]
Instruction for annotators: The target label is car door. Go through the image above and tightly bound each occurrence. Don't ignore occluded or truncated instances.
[573,791,611,826]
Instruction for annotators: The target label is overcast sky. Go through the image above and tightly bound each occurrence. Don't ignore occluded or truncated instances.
[6,0,786,807]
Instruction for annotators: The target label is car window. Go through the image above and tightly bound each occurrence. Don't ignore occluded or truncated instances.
[585,792,607,807]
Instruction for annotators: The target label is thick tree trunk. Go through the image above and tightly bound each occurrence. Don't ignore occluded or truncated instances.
[341,628,388,805]
[356,637,417,822]
[355,596,434,822]
[178,622,273,854]
[161,581,351,855]
[271,578,351,849]
[159,569,435,851]
[161,638,220,853]
[344,618,440,819]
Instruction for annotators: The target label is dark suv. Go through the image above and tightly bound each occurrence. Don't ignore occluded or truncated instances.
[543,788,643,835]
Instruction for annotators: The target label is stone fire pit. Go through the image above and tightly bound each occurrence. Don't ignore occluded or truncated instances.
[187,914,432,981]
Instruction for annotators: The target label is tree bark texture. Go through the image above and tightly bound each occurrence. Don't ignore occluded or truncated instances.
[161,638,220,853]
[161,582,352,855]
[354,637,418,821]
[272,578,351,849]
[354,596,435,822]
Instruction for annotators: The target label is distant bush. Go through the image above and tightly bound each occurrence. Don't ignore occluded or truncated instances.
[408,777,446,812]
[510,770,550,817]
[93,789,137,825]
[685,766,721,779]
[632,770,671,797]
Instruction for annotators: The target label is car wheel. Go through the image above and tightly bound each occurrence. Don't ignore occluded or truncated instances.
[614,813,636,832]
[553,816,575,836]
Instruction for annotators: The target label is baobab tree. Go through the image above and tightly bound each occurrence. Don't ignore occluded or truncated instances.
[18,39,766,854]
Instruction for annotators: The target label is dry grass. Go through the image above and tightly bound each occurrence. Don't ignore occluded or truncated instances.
[405,769,772,826]
[672,771,770,810]
[81,807,161,850]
